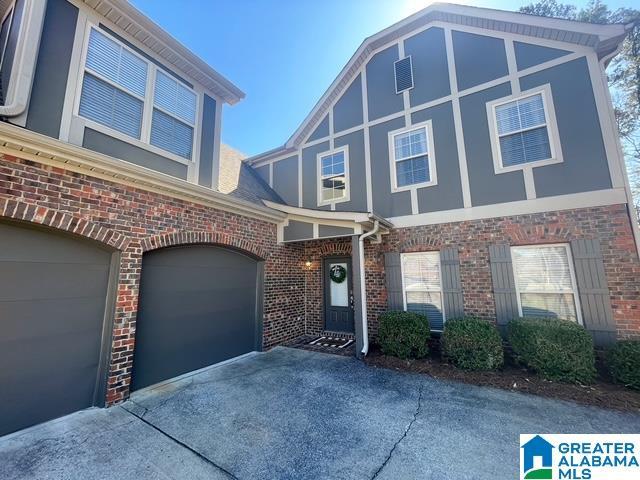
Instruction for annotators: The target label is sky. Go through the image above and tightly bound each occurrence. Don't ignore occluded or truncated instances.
[130,0,630,156]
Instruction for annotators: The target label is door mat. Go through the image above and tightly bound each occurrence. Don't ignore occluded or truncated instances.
[307,336,354,349]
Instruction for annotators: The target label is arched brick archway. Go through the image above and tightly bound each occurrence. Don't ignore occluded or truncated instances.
[0,198,129,250]
[141,230,268,260]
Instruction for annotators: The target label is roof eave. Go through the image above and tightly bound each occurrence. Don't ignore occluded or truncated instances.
[93,0,245,104]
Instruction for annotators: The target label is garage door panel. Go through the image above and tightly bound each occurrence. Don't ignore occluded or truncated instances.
[132,246,260,391]
[0,224,110,264]
[0,297,107,343]
[0,222,111,436]
[0,262,109,301]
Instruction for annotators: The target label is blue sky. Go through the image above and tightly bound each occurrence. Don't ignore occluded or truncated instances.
[130,0,628,156]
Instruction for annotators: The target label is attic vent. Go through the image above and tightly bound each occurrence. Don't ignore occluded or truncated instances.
[394,56,414,94]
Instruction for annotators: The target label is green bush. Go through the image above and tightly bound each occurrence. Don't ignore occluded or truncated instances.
[378,311,430,359]
[442,317,504,370]
[608,341,640,390]
[507,317,596,384]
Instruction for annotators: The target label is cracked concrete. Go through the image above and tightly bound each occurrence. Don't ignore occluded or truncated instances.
[1,347,640,480]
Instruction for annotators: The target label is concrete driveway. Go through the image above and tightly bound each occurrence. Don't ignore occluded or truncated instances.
[2,347,639,480]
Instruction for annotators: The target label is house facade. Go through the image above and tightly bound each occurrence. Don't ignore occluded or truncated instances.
[0,0,638,436]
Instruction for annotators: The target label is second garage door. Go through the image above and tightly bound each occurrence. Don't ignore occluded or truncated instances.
[131,245,261,391]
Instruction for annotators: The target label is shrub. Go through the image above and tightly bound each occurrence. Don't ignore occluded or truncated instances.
[608,341,640,390]
[378,311,430,359]
[442,317,504,370]
[507,317,596,384]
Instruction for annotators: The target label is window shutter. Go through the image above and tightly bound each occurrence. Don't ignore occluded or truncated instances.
[488,244,519,328]
[384,252,404,310]
[150,109,194,159]
[570,239,616,347]
[394,56,413,93]
[440,247,463,320]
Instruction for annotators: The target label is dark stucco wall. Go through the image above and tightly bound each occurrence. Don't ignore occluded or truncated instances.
[404,27,450,107]
[411,101,464,213]
[83,128,188,179]
[302,141,330,209]
[333,74,363,133]
[26,0,78,138]
[272,155,299,206]
[198,94,217,188]
[366,44,404,121]
[369,116,412,218]
[452,30,508,91]
[514,41,571,71]
[334,129,367,212]
[521,57,612,197]
[460,82,527,206]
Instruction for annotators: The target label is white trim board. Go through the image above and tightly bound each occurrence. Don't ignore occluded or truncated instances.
[388,188,628,228]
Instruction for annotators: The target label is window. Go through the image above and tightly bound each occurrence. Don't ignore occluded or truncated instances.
[151,71,197,159]
[488,87,561,172]
[77,27,198,160]
[401,252,444,331]
[79,28,147,138]
[511,244,581,323]
[318,148,349,205]
[394,56,413,93]
[389,123,436,191]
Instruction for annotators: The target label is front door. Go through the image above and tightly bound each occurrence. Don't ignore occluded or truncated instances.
[323,257,354,333]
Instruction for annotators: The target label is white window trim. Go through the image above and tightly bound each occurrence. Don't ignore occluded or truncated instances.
[388,120,438,193]
[511,243,583,325]
[72,23,200,165]
[394,55,414,95]
[400,251,446,331]
[316,145,350,207]
[487,84,563,175]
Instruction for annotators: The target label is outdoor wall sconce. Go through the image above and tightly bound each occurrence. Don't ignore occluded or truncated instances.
[304,260,312,270]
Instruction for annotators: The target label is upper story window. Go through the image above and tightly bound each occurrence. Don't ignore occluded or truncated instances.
[511,244,581,323]
[401,252,444,331]
[0,6,14,70]
[318,147,349,205]
[77,27,198,161]
[389,122,437,192]
[488,86,562,173]
[151,71,197,159]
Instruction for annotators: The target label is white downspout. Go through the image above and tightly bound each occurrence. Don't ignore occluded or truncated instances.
[358,220,379,356]
[0,0,46,118]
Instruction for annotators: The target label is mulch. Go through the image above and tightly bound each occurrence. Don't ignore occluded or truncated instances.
[364,342,640,414]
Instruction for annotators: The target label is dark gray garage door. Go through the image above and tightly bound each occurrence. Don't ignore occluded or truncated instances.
[0,221,113,436]
[131,245,261,391]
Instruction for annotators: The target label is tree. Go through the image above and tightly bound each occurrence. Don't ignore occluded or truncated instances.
[520,0,640,219]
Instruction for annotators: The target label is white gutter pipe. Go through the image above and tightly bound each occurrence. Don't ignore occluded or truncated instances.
[0,0,46,118]
[358,220,379,356]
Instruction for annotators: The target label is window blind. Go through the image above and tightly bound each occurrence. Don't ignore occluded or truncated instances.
[512,245,578,321]
[495,93,551,167]
[79,74,143,138]
[393,127,430,187]
[85,28,147,97]
[153,70,197,125]
[150,109,194,160]
[402,252,444,330]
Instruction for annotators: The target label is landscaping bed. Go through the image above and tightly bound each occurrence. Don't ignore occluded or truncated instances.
[365,342,640,413]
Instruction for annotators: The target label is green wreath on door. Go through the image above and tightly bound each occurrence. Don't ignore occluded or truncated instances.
[329,264,347,284]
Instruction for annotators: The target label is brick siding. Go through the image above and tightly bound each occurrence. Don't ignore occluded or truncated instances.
[0,154,305,405]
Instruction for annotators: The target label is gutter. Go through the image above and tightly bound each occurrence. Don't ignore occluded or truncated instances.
[358,219,380,357]
[0,0,46,118]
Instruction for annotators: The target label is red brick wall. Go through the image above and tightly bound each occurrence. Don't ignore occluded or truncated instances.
[0,155,305,405]
[376,205,640,340]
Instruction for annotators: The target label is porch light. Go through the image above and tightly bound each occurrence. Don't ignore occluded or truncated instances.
[305,260,312,270]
